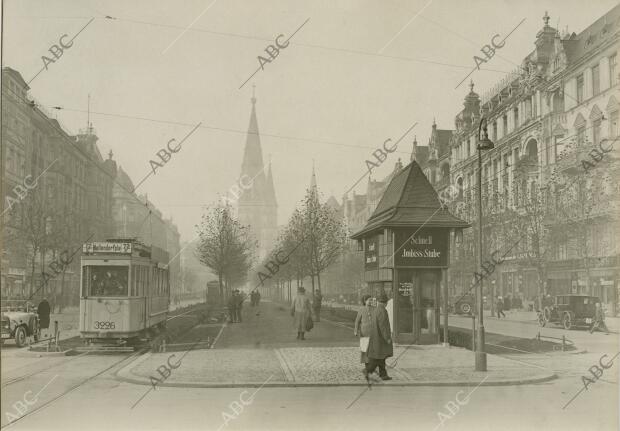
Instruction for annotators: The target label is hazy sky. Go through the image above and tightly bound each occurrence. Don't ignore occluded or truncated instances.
[3,0,617,241]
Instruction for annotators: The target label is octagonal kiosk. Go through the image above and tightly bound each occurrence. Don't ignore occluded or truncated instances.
[351,161,470,344]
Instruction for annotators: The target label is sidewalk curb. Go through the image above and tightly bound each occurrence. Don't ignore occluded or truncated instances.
[16,349,77,357]
[114,350,557,389]
[114,371,557,388]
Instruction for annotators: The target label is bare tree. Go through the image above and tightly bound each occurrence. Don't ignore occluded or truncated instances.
[195,202,256,303]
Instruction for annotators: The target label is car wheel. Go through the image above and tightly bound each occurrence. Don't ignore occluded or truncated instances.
[460,303,472,314]
[562,313,572,330]
[15,326,27,347]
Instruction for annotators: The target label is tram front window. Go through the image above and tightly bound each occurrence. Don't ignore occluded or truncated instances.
[83,266,129,297]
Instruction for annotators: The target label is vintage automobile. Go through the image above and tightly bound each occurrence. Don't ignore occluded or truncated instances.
[0,300,41,347]
[451,294,474,315]
[537,294,600,330]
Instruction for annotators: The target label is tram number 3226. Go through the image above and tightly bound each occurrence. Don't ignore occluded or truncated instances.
[94,321,116,330]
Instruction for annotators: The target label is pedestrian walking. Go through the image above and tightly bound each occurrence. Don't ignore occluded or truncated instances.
[291,287,312,340]
[227,292,237,323]
[365,293,393,381]
[313,290,323,322]
[37,298,50,336]
[235,290,244,323]
[354,295,373,371]
[255,291,261,307]
[589,302,609,334]
[496,296,506,318]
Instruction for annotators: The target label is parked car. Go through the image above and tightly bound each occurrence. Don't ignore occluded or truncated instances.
[537,294,600,330]
[1,300,40,347]
[451,294,474,315]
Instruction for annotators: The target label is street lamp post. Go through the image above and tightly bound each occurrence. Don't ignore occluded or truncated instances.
[475,116,494,372]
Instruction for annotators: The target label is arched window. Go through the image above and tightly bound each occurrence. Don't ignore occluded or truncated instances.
[526,139,538,163]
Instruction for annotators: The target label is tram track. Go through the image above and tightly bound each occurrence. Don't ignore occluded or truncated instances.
[1,308,199,389]
[1,348,147,429]
[1,351,91,388]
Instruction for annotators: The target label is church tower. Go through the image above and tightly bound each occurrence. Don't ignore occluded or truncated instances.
[237,91,278,260]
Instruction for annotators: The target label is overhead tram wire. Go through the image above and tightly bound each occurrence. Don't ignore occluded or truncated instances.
[37,79,618,197]
[1,84,173,227]
[40,104,416,157]
[92,14,510,74]
[35,92,615,201]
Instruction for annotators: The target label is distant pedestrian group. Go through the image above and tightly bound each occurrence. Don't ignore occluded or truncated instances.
[227,289,245,323]
[250,290,261,307]
[354,293,393,382]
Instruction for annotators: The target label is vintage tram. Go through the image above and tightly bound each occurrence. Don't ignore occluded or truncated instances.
[79,239,170,346]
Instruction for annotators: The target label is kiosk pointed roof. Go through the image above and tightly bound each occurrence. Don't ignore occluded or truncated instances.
[351,161,469,238]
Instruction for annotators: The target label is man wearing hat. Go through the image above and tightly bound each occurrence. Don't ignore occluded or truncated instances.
[291,286,312,340]
[364,293,393,381]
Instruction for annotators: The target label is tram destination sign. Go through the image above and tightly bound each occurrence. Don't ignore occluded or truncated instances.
[394,228,448,268]
[83,242,133,254]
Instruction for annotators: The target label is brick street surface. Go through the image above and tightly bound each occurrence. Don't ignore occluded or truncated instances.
[119,301,555,386]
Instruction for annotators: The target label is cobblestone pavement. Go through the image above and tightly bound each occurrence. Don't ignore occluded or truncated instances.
[118,301,557,387]
[128,349,286,384]
[277,347,401,383]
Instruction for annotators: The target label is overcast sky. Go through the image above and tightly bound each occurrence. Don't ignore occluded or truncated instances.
[2,0,617,241]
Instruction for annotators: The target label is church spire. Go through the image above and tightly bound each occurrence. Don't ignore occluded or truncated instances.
[310,159,317,189]
[240,90,266,184]
[266,155,277,206]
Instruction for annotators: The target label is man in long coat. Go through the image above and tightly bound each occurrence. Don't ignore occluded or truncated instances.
[37,298,51,333]
[365,293,393,380]
[291,287,312,340]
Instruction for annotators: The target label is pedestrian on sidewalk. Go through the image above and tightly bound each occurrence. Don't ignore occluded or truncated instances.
[37,298,51,337]
[354,295,373,372]
[227,292,238,323]
[589,302,609,334]
[365,293,393,381]
[255,291,261,307]
[291,287,312,340]
[313,290,323,322]
[496,296,506,318]
[235,290,244,323]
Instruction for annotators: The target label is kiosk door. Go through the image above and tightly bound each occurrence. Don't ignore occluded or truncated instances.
[413,270,441,344]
